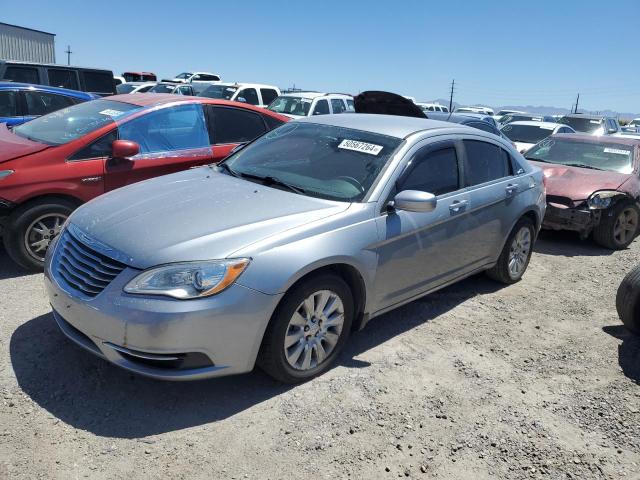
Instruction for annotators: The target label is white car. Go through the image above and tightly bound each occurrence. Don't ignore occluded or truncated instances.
[621,118,640,133]
[198,82,281,108]
[266,92,354,118]
[500,121,576,153]
[170,72,221,84]
[115,82,157,94]
[456,106,494,115]
[416,102,449,113]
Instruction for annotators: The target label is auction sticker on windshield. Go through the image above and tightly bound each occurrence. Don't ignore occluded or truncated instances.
[338,139,383,155]
[604,148,630,155]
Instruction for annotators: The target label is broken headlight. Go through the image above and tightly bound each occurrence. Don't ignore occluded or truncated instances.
[587,190,622,210]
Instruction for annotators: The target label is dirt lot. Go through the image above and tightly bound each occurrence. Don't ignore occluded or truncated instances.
[0,230,639,480]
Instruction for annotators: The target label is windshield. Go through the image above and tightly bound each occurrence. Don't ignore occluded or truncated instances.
[175,72,192,79]
[501,124,554,144]
[198,85,237,100]
[267,96,312,116]
[629,119,640,126]
[558,116,603,133]
[116,83,138,94]
[223,123,402,202]
[526,138,634,174]
[12,99,141,146]
[149,84,176,93]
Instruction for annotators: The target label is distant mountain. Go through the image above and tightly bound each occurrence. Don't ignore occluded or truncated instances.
[427,98,639,120]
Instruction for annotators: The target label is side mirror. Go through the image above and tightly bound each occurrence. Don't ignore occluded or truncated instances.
[392,190,437,213]
[111,140,139,160]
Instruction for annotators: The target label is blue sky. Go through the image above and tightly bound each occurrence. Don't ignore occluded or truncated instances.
[4,0,640,112]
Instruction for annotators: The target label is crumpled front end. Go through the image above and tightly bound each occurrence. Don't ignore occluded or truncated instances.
[543,195,601,238]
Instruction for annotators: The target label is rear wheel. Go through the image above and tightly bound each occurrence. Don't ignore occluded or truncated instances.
[616,265,640,335]
[593,201,639,250]
[3,199,76,271]
[258,274,353,383]
[486,217,535,284]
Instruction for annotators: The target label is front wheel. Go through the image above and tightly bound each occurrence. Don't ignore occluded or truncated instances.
[3,199,76,271]
[593,201,639,250]
[486,217,535,284]
[258,274,354,383]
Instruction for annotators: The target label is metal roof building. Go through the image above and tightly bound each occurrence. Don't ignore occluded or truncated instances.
[0,22,55,63]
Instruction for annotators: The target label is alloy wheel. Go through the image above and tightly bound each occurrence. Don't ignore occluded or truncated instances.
[284,290,345,370]
[23,213,67,262]
[508,226,531,279]
[613,208,638,246]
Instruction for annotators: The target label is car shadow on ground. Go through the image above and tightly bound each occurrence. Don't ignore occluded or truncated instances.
[533,230,615,257]
[10,274,501,439]
[602,325,640,385]
[0,246,33,280]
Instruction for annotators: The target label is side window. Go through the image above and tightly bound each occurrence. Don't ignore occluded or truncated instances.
[68,130,117,161]
[463,140,511,187]
[260,88,278,106]
[346,99,355,112]
[4,66,39,84]
[0,91,18,117]
[198,74,220,81]
[312,99,329,115]
[119,104,209,154]
[208,106,267,144]
[398,146,460,196]
[80,71,114,94]
[330,98,346,114]
[24,91,75,116]
[48,69,79,90]
[237,88,259,105]
[177,86,192,95]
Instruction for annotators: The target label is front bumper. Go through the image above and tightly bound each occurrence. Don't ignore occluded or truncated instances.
[44,263,283,381]
[542,204,601,236]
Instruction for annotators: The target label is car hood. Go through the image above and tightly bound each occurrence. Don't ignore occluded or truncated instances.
[69,167,350,269]
[0,123,50,163]
[529,160,630,201]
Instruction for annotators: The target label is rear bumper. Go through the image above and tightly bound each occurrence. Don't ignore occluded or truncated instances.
[542,204,600,236]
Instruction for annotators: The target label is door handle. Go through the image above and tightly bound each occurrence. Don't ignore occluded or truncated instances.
[505,184,519,196]
[449,200,469,213]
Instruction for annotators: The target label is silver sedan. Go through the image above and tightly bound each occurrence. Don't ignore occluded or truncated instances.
[44,114,546,383]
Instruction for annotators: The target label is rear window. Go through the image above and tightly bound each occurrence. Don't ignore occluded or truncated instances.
[81,71,115,94]
[558,117,603,134]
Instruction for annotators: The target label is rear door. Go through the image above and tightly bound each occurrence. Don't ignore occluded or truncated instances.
[104,103,214,191]
[459,137,524,263]
[203,105,268,159]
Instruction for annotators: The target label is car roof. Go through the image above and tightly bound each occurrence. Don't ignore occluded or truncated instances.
[427,112,491,124]
[561,113,610,120]
[280,92,351,100]
[217,82,278,89]
[0,82,95,98]
[552,133,640,146]
[295,113,470,139]
[507,121,562,128]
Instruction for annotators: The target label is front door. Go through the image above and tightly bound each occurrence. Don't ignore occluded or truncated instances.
[372,140,475,311]
[105,103,215,191]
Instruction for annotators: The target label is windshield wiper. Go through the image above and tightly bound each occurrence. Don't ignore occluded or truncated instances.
[240,172,306,194]
[564,163,603,171]
[525,157,550,163]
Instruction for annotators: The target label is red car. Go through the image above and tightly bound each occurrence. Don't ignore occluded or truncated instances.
[0,94,288,269]
[525,134,640,249]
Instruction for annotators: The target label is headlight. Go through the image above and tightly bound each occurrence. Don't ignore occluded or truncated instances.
[0,170,14,180]
[587,190,622,210]
[124,259,250,299]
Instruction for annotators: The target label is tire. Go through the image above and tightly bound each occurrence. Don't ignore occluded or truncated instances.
[3,199,76,271]
[616,265,640,335]
[258,273,354,383]
[593,201,639,250]
[486,217,535,284]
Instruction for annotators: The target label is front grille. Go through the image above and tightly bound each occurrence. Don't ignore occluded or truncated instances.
[55,229,126,298]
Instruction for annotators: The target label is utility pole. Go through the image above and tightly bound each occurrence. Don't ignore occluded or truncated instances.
[573,93,580,114]
[449,79,455,113]
[65,45,72,66]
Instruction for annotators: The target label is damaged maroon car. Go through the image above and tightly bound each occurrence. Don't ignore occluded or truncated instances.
[525,134,640,249]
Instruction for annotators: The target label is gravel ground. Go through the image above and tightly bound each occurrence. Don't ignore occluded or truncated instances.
[0,230,639,480]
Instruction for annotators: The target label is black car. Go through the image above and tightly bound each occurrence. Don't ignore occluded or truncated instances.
[0,60,116,96]
[426,111,509,140]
